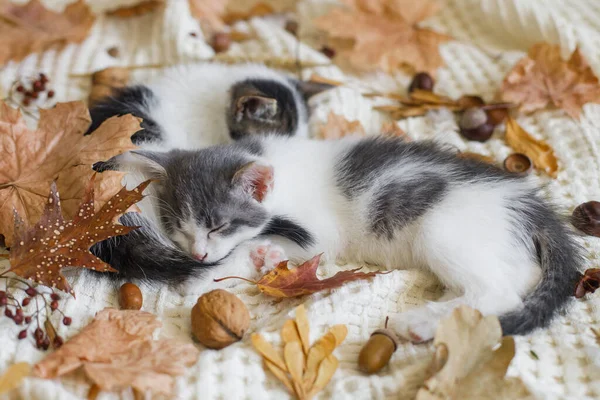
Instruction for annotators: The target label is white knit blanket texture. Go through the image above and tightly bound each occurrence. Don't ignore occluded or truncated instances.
[1,0,600,399]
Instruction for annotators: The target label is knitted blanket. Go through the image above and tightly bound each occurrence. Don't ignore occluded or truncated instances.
[1,1,600,399]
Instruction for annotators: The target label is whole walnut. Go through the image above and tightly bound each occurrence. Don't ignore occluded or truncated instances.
[191,289,250,349]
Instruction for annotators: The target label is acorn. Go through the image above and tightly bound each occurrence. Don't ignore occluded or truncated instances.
[459,107,494,142]
[503,153,532,174]
[358,318,399,374]
[119,282,143,310]
[408,72,434,93]
[572,201,600,237]
[457,94,485,108]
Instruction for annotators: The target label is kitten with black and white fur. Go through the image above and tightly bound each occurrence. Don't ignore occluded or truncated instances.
[124,134,582,340]
[89,63,331,280]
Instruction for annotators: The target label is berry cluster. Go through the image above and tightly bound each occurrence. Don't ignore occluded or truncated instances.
[0,278,71,350]
[11,73,55,108]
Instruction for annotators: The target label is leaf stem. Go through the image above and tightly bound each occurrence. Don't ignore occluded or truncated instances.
[213,276,258,284]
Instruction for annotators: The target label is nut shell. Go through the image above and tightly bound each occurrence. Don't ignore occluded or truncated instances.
[503,153,532,174]
[191,289,250,349]
[211,33,231,53]
[408,72,434,93]
[119,283,143,310]
[358,328,399,374]
[572,201,600,237]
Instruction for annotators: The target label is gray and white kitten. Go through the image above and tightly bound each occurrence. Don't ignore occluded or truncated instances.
[125,134,582,340]
[89,63,330,279]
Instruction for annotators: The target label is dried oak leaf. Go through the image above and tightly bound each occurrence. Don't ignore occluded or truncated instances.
[107,0,165,18]
[314,0,451,74]
[216,254,384,298]
[0,0,95,65]
[501,43,600,119]
[34,308,199,396]
[7,176,150,295]
[318,112,365,139]
[505,117,558,177]
[416,306,532,400]
[0,101,140,246]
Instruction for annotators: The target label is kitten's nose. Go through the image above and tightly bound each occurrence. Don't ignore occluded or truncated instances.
[193,252,208,261]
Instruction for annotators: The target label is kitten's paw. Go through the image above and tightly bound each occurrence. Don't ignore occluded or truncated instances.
[250,242,287,275]
[390,310,437,343]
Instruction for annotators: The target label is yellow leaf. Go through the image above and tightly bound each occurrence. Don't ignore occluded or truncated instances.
[284,341,306,399]
[282,319,302,346]
[264,359,294,393]
[295,305,310,355]
[0,362,31,395]
[505,117,558,177]
[308,355,338,397]
[251,333,287,371]
[303,326,346,388]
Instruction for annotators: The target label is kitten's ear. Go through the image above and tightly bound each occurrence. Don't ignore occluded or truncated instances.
[235,95,278,122]
[295,80,335,101]
[128,151,168,180]
[232,162,274,203]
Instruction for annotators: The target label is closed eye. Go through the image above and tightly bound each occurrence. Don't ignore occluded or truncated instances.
[208,223,228,237]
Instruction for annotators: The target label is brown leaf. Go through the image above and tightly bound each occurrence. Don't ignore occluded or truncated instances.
[0,101,140,246]
[374,105,429,119]
[0,0,95,65]
[189,0,228,33]
[0,362,31,396]
[501,43,600,119]
[314,0,450,74]
[380,121,406,137]
[504,117,558,177]
[457,152,495,164]
[8,176,150,296]
[189,1,288,33]
[416,306,531,400]
[34,308,198,396]
[318,112,365,139]
[107,0,165,18]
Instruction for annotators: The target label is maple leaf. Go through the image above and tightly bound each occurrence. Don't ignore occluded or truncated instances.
[0,101,140,246]
[215,254,384,298]
[318,112,365,139]
[7,175,150,296]
[34,308,199,396]
[416,306,531,400]
[501,43,600,119]
[314,0,450,74]
[106,0,165,18]
[0,0,95,65]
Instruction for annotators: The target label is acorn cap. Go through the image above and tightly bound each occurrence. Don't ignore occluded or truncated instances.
[371,328,399,351]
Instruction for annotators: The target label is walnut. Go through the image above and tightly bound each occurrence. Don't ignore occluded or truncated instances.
[191,289,250,349]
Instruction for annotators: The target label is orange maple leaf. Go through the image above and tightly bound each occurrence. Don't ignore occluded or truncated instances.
[34,308,199,396]
[0,0,95,65]
[0,101,140,246]
[314,0,450,74]
[215,254,384,298]
[318,112,365,139]
[7,176,150,296]
[501,43,600,119]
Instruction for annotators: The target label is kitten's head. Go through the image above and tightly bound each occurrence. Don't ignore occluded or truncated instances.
[227,78,333,140]
[132,147,273,263]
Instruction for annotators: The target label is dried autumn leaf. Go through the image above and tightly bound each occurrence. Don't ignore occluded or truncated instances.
[319,112,365,139]
[0,362,31,396]
[282,319,302,345]
[314,0,450,74]
[307,355,338,398]
[252,333,287,371]
[458,152,495,164]
[381,121,406,137]
[264,359,294,392]
[34,308,199,396]
[216,254,383,297]
[416,306,531,400]
[284,341,306,398]
[7,176,149,295]
[295,305,310,355]
[0,0,95,65]
[505,117,558,177]
[501,43,600,119]
[309,74,344,87]
[303,325,347,388]
[0,101,139,246]
[107,0,165,18]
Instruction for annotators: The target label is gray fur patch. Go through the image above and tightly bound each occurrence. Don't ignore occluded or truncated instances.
[370,175,447,239]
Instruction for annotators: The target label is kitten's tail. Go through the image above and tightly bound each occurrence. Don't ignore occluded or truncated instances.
[499,200,583,335]
[91,213,215,283]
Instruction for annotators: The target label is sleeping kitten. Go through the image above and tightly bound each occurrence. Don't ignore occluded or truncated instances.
[89,63,330,279]
[125,135,582,340]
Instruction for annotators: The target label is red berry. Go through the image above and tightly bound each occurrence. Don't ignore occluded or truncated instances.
[18,330,27,340]
[63,316,72,326]
[50,293,60,301]
[41,337,50,350]
[40,73,48,83]
[50,300,58,311]
[5,309,13,318]
[0,290,5,298]
[189,32,197,37]
[15,308,23,317]
[408,72,435,93]
[22,298,30,306]
[33,81,43,92]
[25,288,37,297]
[53,336,64,348]
[16,85,24,92]
[25,316,32,324]
[13,314,23,325]
[0,297,7,306]
[34,328,43,340]
[47,90,55,98]
[30,92,39,99]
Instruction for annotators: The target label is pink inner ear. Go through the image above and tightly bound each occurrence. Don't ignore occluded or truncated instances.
[242,164,274,202]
